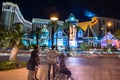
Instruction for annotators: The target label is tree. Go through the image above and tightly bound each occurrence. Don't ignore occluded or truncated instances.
[114,29,120,39]
[76,25,82,31]
[0,19,9,49]
[0,22,25,62]
[62,22,70,52]
[35,27,41,45]
[80,43,90,54]
[9,23,25,62]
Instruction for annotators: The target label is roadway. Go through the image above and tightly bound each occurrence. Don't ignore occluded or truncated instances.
[65,57,120,80]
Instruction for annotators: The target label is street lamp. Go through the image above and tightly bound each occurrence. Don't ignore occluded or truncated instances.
[50,16,58,50]
[36,27,41,46]
[106,21,113,51]
[106,21,113,32]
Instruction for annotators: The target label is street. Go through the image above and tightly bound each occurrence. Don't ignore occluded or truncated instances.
[65,57,120,80]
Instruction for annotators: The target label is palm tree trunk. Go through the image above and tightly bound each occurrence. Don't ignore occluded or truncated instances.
[9,45,19,62]
[56,29,58,50]
[67,30,70,52]
[36,33,39,45]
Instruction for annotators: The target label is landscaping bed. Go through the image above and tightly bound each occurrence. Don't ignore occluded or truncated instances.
[0,60,27,71]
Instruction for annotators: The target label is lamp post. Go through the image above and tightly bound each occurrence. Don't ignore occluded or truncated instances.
[106,21,113,51]
[106,21,113,32]
[50,17,58,50]
[36,27,41,46]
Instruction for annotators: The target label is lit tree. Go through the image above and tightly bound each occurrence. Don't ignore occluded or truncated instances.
[36,28,41,46]
[62,22,70,51]
[76,25,82,30]
[114,29,120,39]
[80,43,90,54]
[0,22,25,62]
[0,19,11,49]
[9,23,25,62]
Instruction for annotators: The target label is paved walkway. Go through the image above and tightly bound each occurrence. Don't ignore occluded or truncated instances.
[0,67,28,80]
[0,67,43,80]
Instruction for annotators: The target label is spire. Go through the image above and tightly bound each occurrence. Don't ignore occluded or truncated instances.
[65,13,79,25]
[67,13,76,21]
[84,25,96,37]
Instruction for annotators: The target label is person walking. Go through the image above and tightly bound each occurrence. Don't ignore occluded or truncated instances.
[27,45,40,80]
[59,53,72,79]
[39,48,49,80]
[47,45,60,80]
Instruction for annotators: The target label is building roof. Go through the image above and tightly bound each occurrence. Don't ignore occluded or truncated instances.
[65,13,79,24]
[84,25,97,37]
[77,21,92,31]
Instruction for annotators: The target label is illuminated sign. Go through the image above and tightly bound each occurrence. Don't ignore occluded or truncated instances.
[77,30,83,38]
[58,39,63,46]
[69,41,77,47]
[58,30,63,38]
[70,25,76,40]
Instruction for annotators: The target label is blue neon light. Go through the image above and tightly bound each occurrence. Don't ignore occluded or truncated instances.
[84,10,96,18]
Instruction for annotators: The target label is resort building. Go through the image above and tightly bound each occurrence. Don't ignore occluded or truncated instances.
[1,2,120,53]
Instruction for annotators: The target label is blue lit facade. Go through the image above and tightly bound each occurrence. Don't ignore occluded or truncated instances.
[15,13,100,51]
[65,13,79,49]
[1,2,120,53]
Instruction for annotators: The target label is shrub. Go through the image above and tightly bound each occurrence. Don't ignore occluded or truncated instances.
[0,61,17,71]
[0,60,27,71]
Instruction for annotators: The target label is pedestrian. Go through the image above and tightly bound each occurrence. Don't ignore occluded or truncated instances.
[59,53,72,79]
[39,48,49,80]
[27,45,40,80]
[47,45,60,80]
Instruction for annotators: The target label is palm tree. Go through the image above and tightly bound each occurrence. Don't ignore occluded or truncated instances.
[35,28,41,46]
[0,21,25,62]
[62,22,70,52]
[8,23,25,62]
[0,19,8,49]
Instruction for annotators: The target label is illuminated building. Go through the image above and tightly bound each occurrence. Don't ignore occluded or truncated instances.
[65,13,79,48]
[78,16,120,37]
[84,25,98,47]
[77,17,120,49]
[91,17,120,37]
[1,2,32,32]
[1,2,120,52]
[32,18,50,32]
[32,18,64,48]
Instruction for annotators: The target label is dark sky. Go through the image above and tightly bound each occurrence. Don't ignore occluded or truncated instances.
[0,0,120,22]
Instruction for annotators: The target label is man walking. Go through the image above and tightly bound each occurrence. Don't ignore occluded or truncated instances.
[47,45,60,80]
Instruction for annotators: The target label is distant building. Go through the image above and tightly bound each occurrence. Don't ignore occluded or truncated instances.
[65,13,79,48]
[1,2,32,32]
[92,17,120,37]
[1,2,120,51]
[78,16,120,38]
[84,25,98,47]
[32,18,64,32]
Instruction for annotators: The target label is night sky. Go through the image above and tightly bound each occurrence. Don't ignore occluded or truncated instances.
[0,0,120,22]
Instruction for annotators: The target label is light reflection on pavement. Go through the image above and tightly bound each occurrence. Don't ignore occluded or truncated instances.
[65,57,120,80]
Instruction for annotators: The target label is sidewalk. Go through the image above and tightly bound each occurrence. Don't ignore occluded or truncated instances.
[0,67,49,80]
[0,67,28,80]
